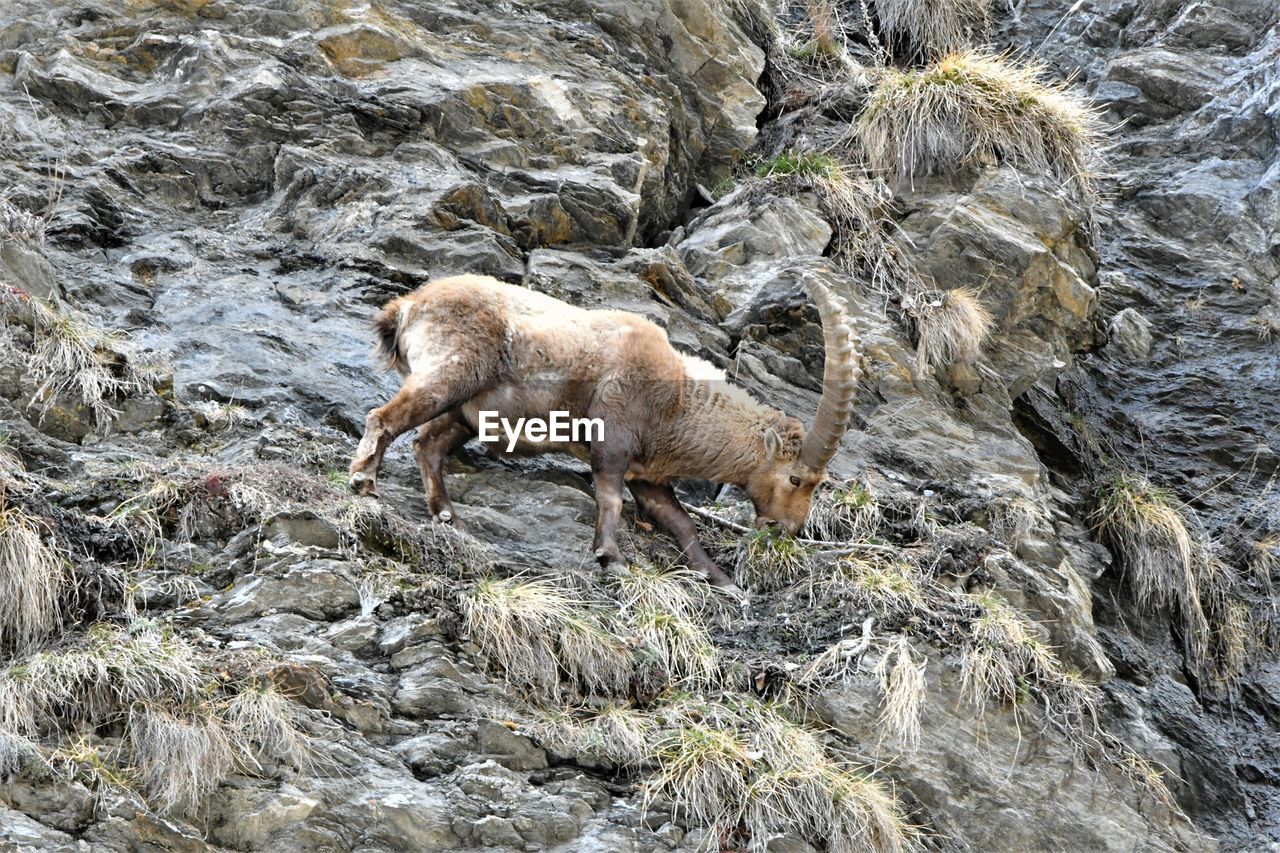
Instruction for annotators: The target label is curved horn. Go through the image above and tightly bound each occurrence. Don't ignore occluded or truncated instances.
[799,272,860,470]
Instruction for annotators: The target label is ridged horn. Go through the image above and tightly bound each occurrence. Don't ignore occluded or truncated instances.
[799,272,860,470]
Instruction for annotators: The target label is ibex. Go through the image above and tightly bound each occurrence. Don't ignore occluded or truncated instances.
[349,273,859,594]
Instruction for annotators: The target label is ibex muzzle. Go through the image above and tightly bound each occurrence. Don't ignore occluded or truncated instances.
[349,273,860,596]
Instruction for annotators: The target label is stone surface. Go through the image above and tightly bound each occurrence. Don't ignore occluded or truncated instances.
[0,0,1276,850]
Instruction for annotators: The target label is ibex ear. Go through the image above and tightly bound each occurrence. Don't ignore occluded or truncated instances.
[763,427,782,457]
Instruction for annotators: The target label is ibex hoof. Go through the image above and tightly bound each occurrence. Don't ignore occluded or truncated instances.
[594,547,626,570]
[349,472,378,497]
[437,510,453,523]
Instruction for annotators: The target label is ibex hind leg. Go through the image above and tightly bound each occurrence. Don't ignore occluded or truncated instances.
[412,410,474,524]
[350,369,482,497]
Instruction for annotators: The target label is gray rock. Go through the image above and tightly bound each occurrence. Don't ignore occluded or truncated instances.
[1108,307,1155,360]
[216,559,360,621]
[207,786,321,850]
[476,719,548,772]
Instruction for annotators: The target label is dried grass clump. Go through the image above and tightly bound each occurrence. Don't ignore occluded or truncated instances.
[0,624,204,735]
[645,697,916,852]
[128,705,234,814]
[780,0,862,71]
[816,555,927,616]
[528,704,657,768]
[873,0,989,58]
[647,722,753,837]
[858,51,1102,199]
[988,492,1047,548]
[0,288,157,430]
[0,192,45,242]
[632,607,720,690]
[224,683,316,770]
[0,625,318,814]
[1092,473,1218,664]
[463,576,633,699]
[903,287,993,369]
[104,457,495,579]
[958,594,1101,736]
[736,527,814,591]
[873,636,926,750]
[613,560,706,620]
[0,498,65,651]
[0,434,21,475]
[808,480,882,542]
[0,730,47,779]
[187,399,248,431]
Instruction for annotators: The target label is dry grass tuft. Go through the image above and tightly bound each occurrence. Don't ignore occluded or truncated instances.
[0,289,157,430]
[815,555,927,617]
[873,636,926,750]
[807,480,883,542]
[873,0,989,58]
[0,498,65,651]
[644,696,917,852]
[632,607,720,690]
[857,51,1102,200]
[187,399,248,431]
[127,705,234,814]
[0,192,46,242]
[1092,474,1214,664]
[0,730,48,779]
[736,527,814,591]
[0,624,318,814]
[903,287,993,369]
[528,704,657,768]
[463,576,633,699]
[613,559,706,620]
[960,593,1060,713]
[224,683,316,771]
[0,624,204,736]
[646,721,753,837]
[988,492,1047,548]
[753,153,910,294]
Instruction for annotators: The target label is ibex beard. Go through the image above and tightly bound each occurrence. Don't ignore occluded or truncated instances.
[349,273,860,597]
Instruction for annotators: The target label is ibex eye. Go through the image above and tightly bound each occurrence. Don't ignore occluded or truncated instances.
[789,475,802,486]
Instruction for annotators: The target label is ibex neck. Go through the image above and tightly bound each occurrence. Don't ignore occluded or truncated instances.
[667,376,776,486]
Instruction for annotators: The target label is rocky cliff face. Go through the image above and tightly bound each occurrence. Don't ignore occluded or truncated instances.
[0,0,1276,851]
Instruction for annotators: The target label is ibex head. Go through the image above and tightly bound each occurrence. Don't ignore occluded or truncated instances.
[745,275,860,536]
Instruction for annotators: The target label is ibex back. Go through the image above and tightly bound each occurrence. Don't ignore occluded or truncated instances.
[349,274,860,595]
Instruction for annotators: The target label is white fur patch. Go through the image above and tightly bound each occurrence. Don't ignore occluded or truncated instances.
[679,352,725,381]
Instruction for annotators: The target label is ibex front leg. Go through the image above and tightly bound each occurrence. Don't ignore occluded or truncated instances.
[350,372,469,497]
[590,442,632,569]
[629,480,745,598]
